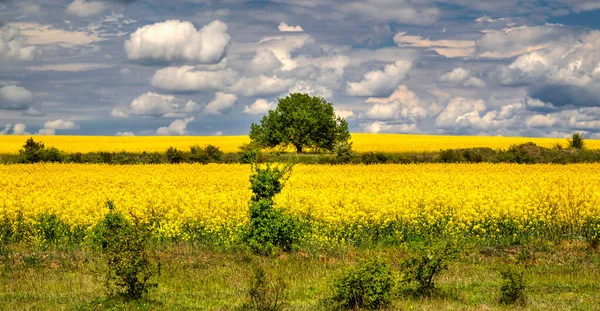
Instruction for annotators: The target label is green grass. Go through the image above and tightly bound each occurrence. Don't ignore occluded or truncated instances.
[0,242,599,310]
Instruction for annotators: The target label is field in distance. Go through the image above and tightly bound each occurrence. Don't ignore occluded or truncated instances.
[0,133,597,154]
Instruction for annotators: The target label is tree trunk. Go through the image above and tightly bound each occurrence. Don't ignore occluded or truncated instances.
[295,145,303,153]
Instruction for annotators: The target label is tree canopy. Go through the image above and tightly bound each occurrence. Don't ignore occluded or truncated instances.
[249,93,351,153]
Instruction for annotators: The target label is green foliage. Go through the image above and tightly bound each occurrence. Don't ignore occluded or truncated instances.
[498,265,526,305]
[239,143,263,164]
[18,138,63,163]
[246,163,303,255]
[249,93,351,153]
[166,147,184,164]
[568,132,585,149]
[245,264,288,311]
[189,144,224,163]
[330,258,394,310]
[92,201,159,299]
[33,214,71,244]
[400,240,460,297]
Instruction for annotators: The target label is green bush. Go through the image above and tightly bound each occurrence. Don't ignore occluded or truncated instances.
[568,132,585,149]
[92,201,159,299]
[331,258,394,310]
[33,214,71,244]
[189,144,224,163]
[245,264,288,311]
[18,138,63,163]
[498,265,526,305]
[246,163,302,255]
[400,240,459,297]
[166,147,184,164]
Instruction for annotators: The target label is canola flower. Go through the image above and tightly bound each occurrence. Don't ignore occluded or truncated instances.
[1,163,599,242]
[0,134,598,154]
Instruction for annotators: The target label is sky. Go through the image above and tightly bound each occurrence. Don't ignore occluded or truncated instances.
[1,0,600,137]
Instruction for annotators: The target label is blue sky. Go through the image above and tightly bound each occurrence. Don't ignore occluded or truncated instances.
[1,0,600,137]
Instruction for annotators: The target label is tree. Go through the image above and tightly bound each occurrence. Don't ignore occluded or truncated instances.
[249,93,351,153]
[568,132,585,149]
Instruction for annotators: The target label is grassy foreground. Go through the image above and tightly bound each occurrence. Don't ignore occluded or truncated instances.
[1,241,599,310]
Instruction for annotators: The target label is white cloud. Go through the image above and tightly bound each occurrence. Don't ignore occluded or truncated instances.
[346,61,412,96]
[244,99,274,115]
[0,124,11,135]
[364,85,430,120]
[0,26,37,61]
[394,32,475,58]
[156,117,194,135]
[116,131,135,136]
[13,22,103,46]
[27,63,113,72]
[214,130,223,136]
[362,121,417,134]
[0,85,34,110]
[476,24,574,59]
[125,20,230,64]
[278,22,303,32]
[21,5,41,15]
[288,80,333,99]
[23,107,45,116]
[112,92,179,118]
[151,66,237,92]
[439,67,485,88]
[435,97,487,129]
[231,75,292,97]
[341,1,439,25]
[247,49,283,75]
[204,92,237,115]
[13,123,28,135]
[256,34,314,71]
[336,110,354,119]
[37,119,77,135]
[526,114,558,128]
[66,0,105,17]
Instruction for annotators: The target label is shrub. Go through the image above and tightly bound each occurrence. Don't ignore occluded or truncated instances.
[246,163,302,255]
[239,143,262,164]
[204,144,223,161]
[331,258,394,310]
[189,144,224,163]
[166,147,184,164]
[400,240,459,297]
[498,265,526,305]
[33,214,70,244]
[92,201,159,299]
[18,138,63,163]
[439,149,464,163]
[245,264,288,311]
[568,132,585,149]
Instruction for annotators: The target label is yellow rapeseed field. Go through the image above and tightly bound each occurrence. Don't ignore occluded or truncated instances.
[1,163,599,240]
[0,134,598,154]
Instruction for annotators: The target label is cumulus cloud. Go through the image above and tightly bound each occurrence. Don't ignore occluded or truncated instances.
[496,30,600,107]
[156,117,194,135]
[247,49,283,76]
[13,123,28,135]
[125,20,230,64]
[439,67,485,88]
[336,110,354,119]
[37,119,77,135]
[116,131,135,136]
[435,97,487,129]
[288,80,333,99]
[203,92,237,115]
[66,0,106,17]
[256,34,314,71]
[0,26,37,61]
[231,75,293,97]
[364,85,432,121]
[346,61,412,96]
[244,99,274,115]
[151,66,237,92]
[475,24,575,59]
[278,22,303,32]
[362,121,417,134]
[394,32,474,58]
[112,92,179,118]
[0,124,11,135]
[526,114,558,128]
[0,85,33,110]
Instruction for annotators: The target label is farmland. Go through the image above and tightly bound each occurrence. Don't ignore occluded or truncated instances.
[2,139,600,310]
[1,133,599,154]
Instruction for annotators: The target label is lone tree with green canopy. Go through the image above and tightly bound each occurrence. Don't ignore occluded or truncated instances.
[249,93,351,153]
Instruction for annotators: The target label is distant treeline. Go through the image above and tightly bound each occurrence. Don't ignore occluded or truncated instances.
[2,137,600,165]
